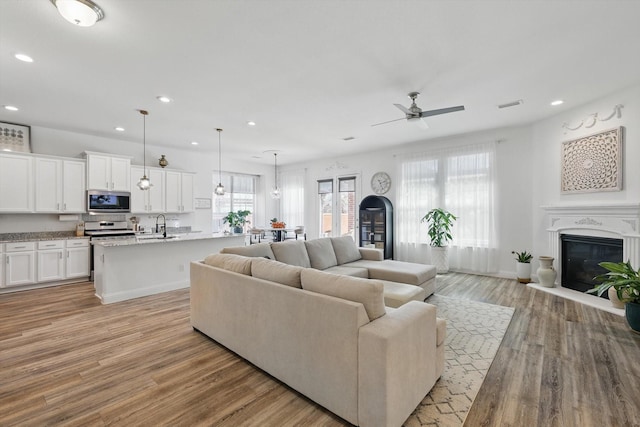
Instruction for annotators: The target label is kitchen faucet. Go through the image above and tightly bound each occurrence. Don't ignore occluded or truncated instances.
[155,214,167,238]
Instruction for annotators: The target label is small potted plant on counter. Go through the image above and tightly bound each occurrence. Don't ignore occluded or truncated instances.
[588,260,640,332]
[223,210,251,234]
[511,250,533,284]
[421,208,457,273]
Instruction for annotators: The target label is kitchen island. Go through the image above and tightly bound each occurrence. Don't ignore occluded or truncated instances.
[92,233,245,303]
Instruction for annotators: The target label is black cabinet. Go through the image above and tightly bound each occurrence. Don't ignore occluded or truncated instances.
[359,195,393,259]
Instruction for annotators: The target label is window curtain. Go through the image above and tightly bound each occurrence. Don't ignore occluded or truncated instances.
[280,169,306,227]
[395,142,498,273]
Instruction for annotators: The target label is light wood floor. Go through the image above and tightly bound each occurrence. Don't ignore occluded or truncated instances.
[1,274,639,426]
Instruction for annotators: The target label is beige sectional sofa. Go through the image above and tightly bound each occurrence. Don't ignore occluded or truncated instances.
[190,252,446,427]
[221,236,437,307]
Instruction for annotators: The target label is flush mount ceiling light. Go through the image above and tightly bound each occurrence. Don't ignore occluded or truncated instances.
[156,96,172,103]
[50,0,104,27]
[214,129,225,196]
[137,109,153,190]
[551,100,564,106]
[271,152,281,200]
[114,126,125,132]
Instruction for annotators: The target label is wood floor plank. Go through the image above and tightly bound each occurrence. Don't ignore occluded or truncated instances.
[1,276,640,426]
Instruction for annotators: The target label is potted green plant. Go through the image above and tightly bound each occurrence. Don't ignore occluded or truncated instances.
[587,260,640,332]
[223,210,251,234]
[420,208,457,273]
[511,250,533,284]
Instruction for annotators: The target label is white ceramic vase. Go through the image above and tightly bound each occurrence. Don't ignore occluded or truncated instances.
[516,262,532,283]
[537,256,557,287]
[608,287,625,309]
[431,246,449,274]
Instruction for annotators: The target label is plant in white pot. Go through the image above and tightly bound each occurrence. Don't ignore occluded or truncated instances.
[421,208,457,274]
[587,260,640,332]
[511,250,533,284]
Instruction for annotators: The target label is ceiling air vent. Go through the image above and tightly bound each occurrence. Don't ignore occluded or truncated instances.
[342,136,355,141]
[497,99,524,109]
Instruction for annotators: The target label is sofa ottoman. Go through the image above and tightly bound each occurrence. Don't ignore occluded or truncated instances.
[379,280,427,308]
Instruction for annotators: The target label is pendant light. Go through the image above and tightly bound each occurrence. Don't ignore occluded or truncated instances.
[50,0,105,27]
[214,128,225,196]
[137,109,153,190]
[271,152,281,199]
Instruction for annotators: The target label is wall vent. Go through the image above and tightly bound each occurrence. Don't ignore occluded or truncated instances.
[497,99,524,109]
[342,136,355,141]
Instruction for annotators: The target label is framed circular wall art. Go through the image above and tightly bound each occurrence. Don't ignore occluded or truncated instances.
[560,127,623,194]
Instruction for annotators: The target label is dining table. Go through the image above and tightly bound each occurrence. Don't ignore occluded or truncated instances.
[263,227,295,242]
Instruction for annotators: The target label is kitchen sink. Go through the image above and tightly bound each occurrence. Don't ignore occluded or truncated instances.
[136,235,179,240]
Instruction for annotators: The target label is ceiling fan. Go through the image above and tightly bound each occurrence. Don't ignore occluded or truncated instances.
[372,92,465,128]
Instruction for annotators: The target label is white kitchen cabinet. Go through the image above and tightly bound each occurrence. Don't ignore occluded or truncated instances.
[4,242,36,287]
[35,158,86,213]
[65,239,90,278]
[165,171,194,213]
[130,166,165,213]
[0,244,4,288]
[0,153,33,213]
[86,153,131,191]
[37,240,65,282]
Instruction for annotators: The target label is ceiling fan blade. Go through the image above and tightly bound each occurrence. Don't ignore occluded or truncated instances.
[393,103,412,114]
[371,117,406,127]
[419,105,465,118]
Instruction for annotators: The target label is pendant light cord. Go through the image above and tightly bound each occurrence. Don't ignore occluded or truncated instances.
[274,153,278,187]
[217,129,222,183]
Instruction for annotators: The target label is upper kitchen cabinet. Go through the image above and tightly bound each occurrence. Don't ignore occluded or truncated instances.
[35,158,86,213]
[85,152,131,191]
[165,171,194,213]
[130,166,165,213]
[0,153,33,213]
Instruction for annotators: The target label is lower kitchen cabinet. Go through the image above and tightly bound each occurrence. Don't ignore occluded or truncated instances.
[37,240,65,282]
[5,242,36,287]
[66,240,90,278]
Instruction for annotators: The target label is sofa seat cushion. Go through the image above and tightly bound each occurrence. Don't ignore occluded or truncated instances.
[378,280,426,308]
[322,265,369,278]
[436,317,447,346]
[203,253,252,275]
[221,242,276,260]
[304,238,339,270]
[330,236,362,265]
[251,257,303,288]
[345,260,436,286]
[270,240,312,268]
[301,269,386,321]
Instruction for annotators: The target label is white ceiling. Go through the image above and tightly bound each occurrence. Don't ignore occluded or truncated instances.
[1,0,640,165]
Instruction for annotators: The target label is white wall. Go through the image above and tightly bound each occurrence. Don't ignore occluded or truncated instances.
[530,83,640,269]
[0,126,275,234]
[281,125,533,276]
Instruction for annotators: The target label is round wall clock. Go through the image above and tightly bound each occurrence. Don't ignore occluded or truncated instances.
[371,171,391,195]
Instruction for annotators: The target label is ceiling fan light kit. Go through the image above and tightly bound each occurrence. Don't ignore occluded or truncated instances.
[372,91,465,127]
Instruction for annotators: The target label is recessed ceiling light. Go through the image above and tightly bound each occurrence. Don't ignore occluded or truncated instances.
[157,96,172,103]
[191,141,199,145]
[4,105,19,111]
[14,53,34,63]
[247,121,256,126]
[551,100,564,106]
[114,127,125,132]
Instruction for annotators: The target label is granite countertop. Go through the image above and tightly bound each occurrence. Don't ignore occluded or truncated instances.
[91,232,242,247]
[0,231,89,244]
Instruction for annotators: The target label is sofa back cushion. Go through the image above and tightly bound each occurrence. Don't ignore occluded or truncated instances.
[304,238,338,270]
[251,257,303,288]
[221,242,276,260]
[203,253,252,275]
[330,236,362,265]
[270,240,311,268]
[300,269,386,321]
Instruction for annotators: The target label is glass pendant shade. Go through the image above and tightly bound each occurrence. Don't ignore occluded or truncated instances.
[51,0,105,27]
[215,128,225,196]
[271,152,281,199]
[137,109,153,190]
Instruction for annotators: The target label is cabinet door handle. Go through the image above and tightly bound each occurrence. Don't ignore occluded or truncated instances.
[45,244,55,247]
[67,252,70,258]
[14,246,26,249]
[6,258,8,264]
[57,203,60,210]
[63,203,66,210]
[59,252,63,259]
[106,182,109,189]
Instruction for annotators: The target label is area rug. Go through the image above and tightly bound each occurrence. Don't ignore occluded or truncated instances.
[405,295,515,427]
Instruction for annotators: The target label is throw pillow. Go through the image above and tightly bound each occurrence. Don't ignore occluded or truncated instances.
[251,257,303,288]
[304,238,338,270]
[203,253,252,275]
[300,269,386,321]
[330,236,362,265]
[221,242,276,260]
[270,240,311,268]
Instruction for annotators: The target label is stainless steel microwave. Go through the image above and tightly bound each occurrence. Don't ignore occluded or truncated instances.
[87,190,131,214]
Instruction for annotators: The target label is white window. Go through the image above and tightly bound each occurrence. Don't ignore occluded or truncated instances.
[317,176,358,239]
[213,173,257,232]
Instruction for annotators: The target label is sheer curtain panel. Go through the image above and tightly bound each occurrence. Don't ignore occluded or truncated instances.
[280,169,306,228]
